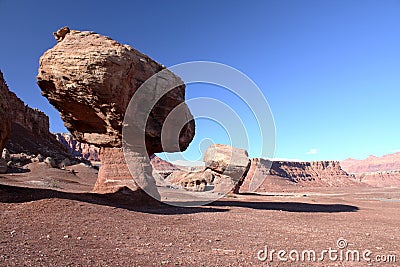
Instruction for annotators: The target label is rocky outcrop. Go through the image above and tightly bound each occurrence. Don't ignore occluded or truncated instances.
[0,70,75,171]
[341,152,400,173]
[164,144,250,194]
[37,28,195,196]
[55,133,100,161]
[165,169,214,192]
[204,144,250,178]
[204,144,250,193]
[269,160,350,181]
[0,71,11,153]
[239,159,359,193]
[150,155,179,178]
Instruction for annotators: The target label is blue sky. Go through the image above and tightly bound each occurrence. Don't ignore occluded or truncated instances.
[0,0,399,161]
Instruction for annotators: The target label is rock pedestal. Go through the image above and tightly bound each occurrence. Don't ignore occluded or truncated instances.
[37,28,195,197]
[93,148,160,199]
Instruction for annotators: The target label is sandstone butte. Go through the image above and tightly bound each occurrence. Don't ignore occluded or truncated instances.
[37,27,195,199]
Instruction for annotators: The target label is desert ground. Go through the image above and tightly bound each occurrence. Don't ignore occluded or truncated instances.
[1,163,399,266]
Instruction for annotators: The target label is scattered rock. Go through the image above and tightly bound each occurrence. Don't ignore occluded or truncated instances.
[59,158,71,169]
[2,148,10,161]
[44,157,56,168]
[166,169,214,191]
[36,154,44,162]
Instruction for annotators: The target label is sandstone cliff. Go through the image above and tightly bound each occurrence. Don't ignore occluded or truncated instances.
[239,159,359,193]
[55,133,100,162]
[0,71,11,152]
[0,70,74,165]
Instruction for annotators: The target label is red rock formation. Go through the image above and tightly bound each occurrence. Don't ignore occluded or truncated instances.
[204,144,250,193]
[94,148,139,193]
[341,152,400,173]
[0,70,11,152]
[55,133,100,162]
[0,70,72,164]
[37,28,194,151]
[150,155,179,178]
[269,160,349,181]
[239,159,359,193]
[162,144,250,194]
[37,28,195,196]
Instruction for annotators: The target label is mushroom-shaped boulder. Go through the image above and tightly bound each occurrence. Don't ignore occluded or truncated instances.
[37,28,195,197]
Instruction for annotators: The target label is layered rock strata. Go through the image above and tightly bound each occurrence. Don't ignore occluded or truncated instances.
[37,28,195,196]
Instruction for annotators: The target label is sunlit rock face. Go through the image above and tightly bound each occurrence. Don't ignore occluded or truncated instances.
[37,28,195,196]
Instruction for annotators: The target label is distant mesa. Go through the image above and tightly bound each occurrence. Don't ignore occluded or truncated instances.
[36,27,195,198]
[341,152,400,173]
[341,152,400,187]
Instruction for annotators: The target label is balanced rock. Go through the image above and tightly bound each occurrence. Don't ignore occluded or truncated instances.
[37,28,195,196]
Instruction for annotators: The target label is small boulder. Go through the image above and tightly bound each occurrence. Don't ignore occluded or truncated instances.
[44,157,56,168]
[2,148,10,161]
[204,144,250,181]
[36,154,44,162]
[59,158,71,169]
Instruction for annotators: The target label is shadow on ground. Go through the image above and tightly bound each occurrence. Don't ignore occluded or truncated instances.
[0,184,359,214]
[0,184,227,215]
[211,200,359,213]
